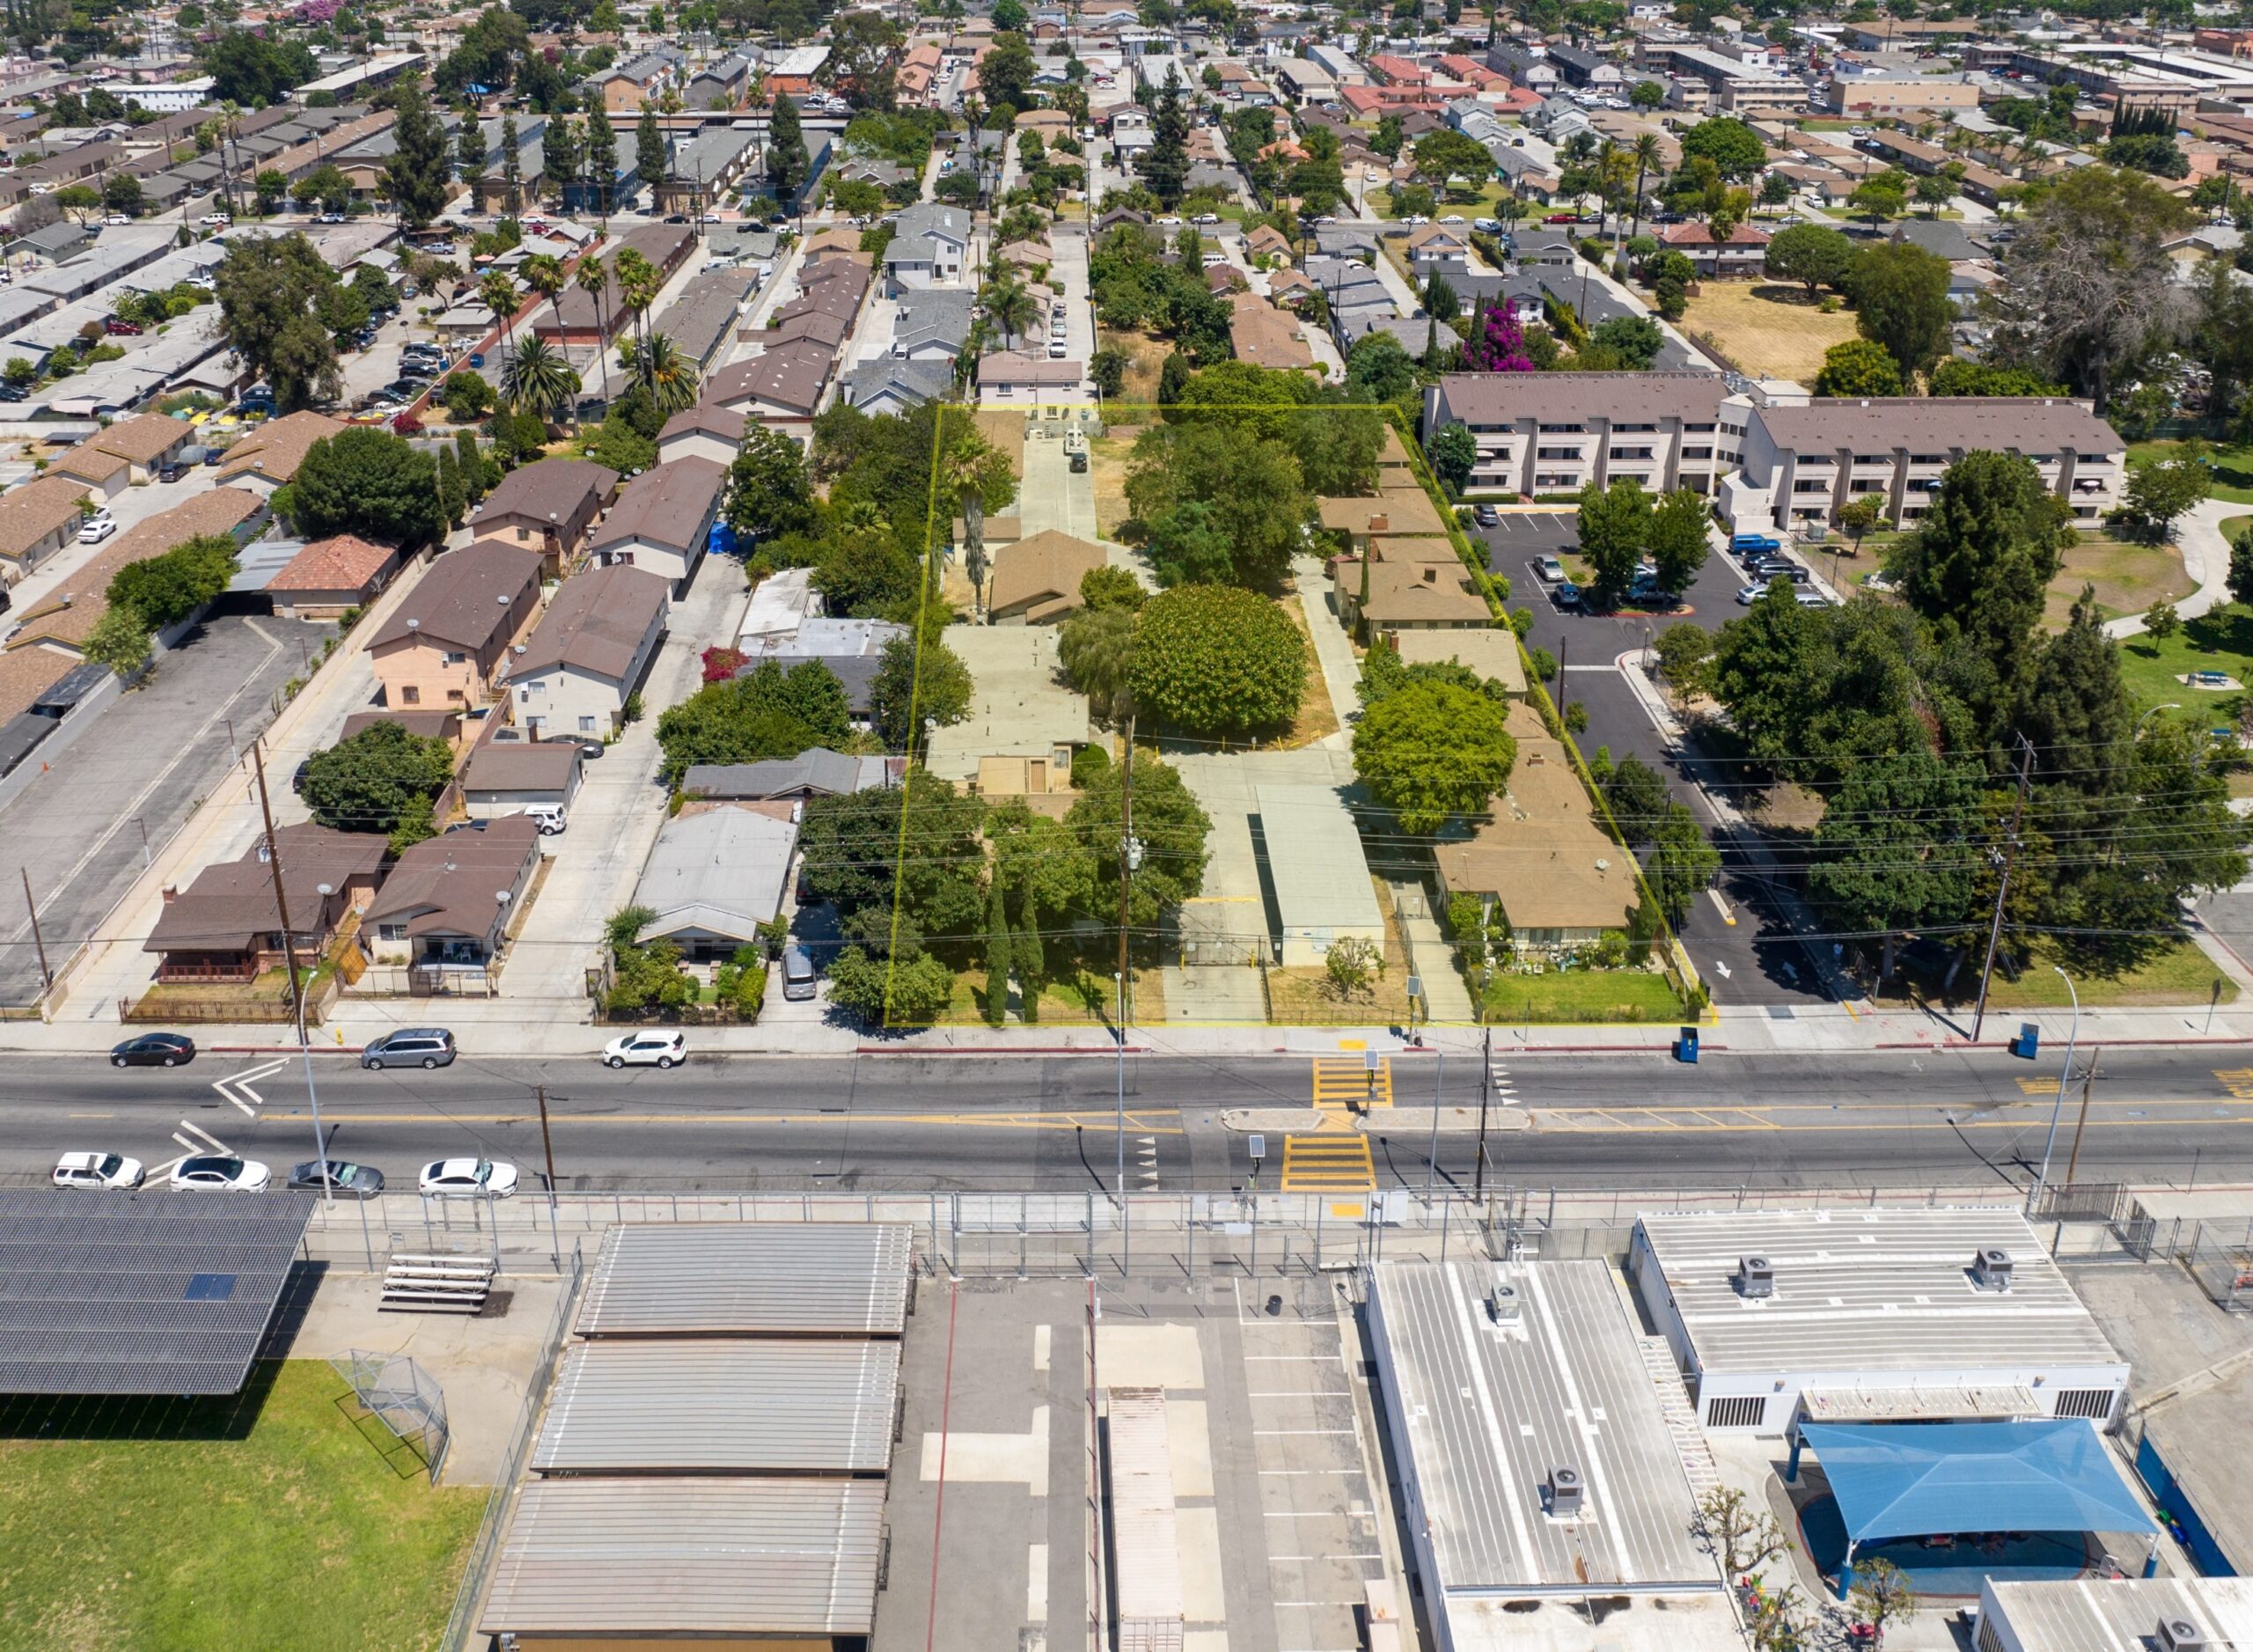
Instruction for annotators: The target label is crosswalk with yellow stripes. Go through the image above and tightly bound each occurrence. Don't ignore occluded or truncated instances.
[1278,1057,1391,1192]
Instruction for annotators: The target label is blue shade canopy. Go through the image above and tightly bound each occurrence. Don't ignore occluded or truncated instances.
[1801,1420,2157,1544]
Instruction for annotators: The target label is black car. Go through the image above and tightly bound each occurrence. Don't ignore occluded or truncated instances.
[291,757,312,793]
[1472,503,1501,527]
[157,461,187,482]
[288,1160,385,1198]
[443,819,489,833]
[541,733,605,759]
[0,384,26,402]
[110,1032,195,1068]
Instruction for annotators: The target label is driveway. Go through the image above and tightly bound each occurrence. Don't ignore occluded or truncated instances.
[1466,510,1839,1008]
[0,612,334,1007]
[495,551,751,1003]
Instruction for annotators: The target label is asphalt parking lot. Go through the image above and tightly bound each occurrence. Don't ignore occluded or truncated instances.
[1471,511,1834,1007]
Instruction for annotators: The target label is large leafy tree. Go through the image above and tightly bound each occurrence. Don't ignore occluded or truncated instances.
[1576,476,1651,606]
[1128,584,1306,735]
[200,30,317,104]
[1645,488,1710,595]
[1807,749,1981,979]
[727,427,817,540]
[767,93,810,200]
[302,721,456,848]
[1677,115,1765,180]
[799,768,987,940]
[1060,605,1137,723]
[383,73,454,229]
[1065,748,1211,935]
[1352,679,1516,833]
[1641,804,1721,926]
[1124,419,1312,588]
[870,631,973,751]
[107,534,238,629]
[1893,449,2070,706]
[213,233,347,411]
[1764,223,1855,297]
[289,430,443,547]
[657,658,852,784]
[1813,339,1904,399]
[1848,240,1953,381]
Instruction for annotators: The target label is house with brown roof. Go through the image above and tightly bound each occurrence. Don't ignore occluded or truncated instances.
[467,458,619,575]
[977,349,1086,405]
[49,414,196,496]
[0,475,94,577]
[1657,219,1771,276]
[1245,223,1293,264]
[459,738,583,820]
[363,812,541,972]
[1339,554,1491,636]
[1406,222,1473,265]
[503,562,668,738]
[657,403,745,467]
[987,529,1110,625]
[5,487,267,660]
[707,344,833,436]
[366,540,543,712]
[214,410,351,494]
[1229,292,1316,371]
[1434,717,1634,953]
[1317,486,1453,550]
[587,456,724,594]
[265,533,401,620]
[143,822,387,983]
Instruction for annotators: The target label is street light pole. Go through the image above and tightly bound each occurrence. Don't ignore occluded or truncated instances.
[252,740,333,1207]
[2029,964,2079,1213]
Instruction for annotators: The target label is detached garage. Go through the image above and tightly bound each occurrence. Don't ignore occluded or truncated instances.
[459,740,582,821]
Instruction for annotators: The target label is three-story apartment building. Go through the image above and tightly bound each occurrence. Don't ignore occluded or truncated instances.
[1421,371,1750,498]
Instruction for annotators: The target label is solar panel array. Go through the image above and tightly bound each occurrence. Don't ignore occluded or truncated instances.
[0,1190,319,1395]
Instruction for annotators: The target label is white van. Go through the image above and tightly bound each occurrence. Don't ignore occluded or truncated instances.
[521,804,568,835]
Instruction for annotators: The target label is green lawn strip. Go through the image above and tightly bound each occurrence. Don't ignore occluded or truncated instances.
[2128,440,2253,506]
[0,1362,482,1652]
[2115,602,2253,735]
[1481,968,1684,1024]
[1864,936,2235,1012]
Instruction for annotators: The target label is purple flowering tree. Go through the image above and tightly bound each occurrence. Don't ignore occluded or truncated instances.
[1464,295,1534,373]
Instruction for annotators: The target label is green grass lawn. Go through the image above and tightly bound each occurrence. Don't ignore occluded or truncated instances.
[0,1362,484,1652]
[1866,936,2236,1012]
[1373,180,1523,223]
[2116,600,2253,736]
[1482,968,1684,1024]
[2129,440,2253,505]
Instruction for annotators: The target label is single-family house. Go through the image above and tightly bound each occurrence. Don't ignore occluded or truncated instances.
[846,356,955,417]
[882,202,972,291]
[706,344,832,434]
[48,412,195,496]
[504,562,669,739]
[976,350,1085,404]
[630,804,799,961]
[1244,223,1293,264]
[143,822,386,984]
[987,529,1110,624]
[263,532,401,620]
[213,410,351,495]
[363,813,542,973]
[0,475,92,577]
[1435,725,1634,952]
[586,456,724,594]
[1405,222,1473,265]
[680,748,900,801]
[366,540,544,711]
[1657,219,1772,276]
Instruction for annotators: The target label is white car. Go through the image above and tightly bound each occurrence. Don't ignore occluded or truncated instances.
[419,1156,520,1198]
[53,1150,143,1189]
[1156,215,1183,226]
[603,1030,686,1068]
[78,518,115,545]
[1440,213,1467,224]
[1736,583,1769,606]
[1194,211,1219,224]
[102,212,130,225]
[200,212,232,225]
[1534,555,1567,584]
[170,1155,270,1191]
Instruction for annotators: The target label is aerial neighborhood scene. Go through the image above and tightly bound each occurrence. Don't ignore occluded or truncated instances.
[11,0,2253,1644]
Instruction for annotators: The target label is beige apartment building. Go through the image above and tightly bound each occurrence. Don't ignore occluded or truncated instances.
[366,541,544,712]
[1421,371,1747,498]
[1723,397,2126,533]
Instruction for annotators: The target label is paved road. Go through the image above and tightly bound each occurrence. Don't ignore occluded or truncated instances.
[18,1045,2253,1196]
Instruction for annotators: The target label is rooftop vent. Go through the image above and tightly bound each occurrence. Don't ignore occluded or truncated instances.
[2157,1622,2210,1652]
[1545,1465,1582,1518]
[1972,1248,2013,1292]
[1736,1255,1773,1299]
[1488,1282,1523,1323]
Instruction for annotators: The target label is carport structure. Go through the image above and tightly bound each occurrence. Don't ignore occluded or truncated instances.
[1792,1420,2159,1597]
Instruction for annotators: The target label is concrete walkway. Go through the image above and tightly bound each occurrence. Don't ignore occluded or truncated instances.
[1291,552,1362,747]
[2104,498,2239,641]
[1387,880,1477,1022]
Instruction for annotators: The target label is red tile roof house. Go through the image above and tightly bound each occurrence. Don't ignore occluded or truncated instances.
[1659,219,1772,276]
[264,533,402,620]
[467,459,620,577]
[143,822,386,984]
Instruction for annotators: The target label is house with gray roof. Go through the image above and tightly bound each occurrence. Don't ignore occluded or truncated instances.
[881,202,971,292]
[588,456,727,593]
[681,748,900,801]
[890,287,976,361]
[504,562,670,739]
[846,356,954,418]
[735,618,906,718]
[631,804,799,959]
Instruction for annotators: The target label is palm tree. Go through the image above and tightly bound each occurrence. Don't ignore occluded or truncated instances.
[1628,131,1662,239]
[523,253,567,334]
[613,247,661,351]
[627,332,700,416]
[981,275,1038,349]
[480,270,522,354]
[503,335,579,422]
[575,255,614,407]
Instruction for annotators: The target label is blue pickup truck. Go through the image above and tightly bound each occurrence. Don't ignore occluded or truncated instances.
[1730,532,1782,554]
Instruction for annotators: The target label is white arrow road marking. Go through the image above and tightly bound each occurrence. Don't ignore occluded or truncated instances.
[1714,959,1733,980]
[212,1057,290,1117]
[153,1119,235,1180]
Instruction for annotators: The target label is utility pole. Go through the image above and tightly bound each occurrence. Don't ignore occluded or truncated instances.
[1474,1021,1492,1200]
[253,740,334,1205]
[2062,1046,2101,1190]
[1115,714,1136,1229]
[535,1083,561,1262]
[20,867,50,992]
[1970,733,2035,1045]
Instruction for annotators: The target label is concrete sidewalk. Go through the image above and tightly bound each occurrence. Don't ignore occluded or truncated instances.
[2105,498,2235,641]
